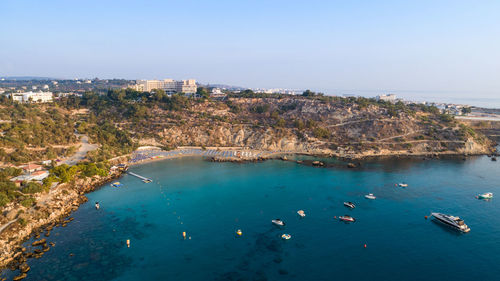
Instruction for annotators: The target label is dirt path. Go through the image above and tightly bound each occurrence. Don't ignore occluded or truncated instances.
[0,219,18,235]
[60,134,98,166]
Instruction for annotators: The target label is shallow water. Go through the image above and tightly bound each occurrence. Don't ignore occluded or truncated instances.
[2,155,500,281]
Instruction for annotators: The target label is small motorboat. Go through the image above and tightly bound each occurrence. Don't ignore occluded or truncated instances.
[281,234,291,240]
[272,219,285,226]
[236,229,243,236]
[431,212,470,232]
[111,182,122,188]
[476,192,493,199]
[142,179,152,183]
[365,193,376,200]
[339,215,356,222]
[343,202,356,209]
[398,183,408,187]
[297,210,306,217]
[95,202,100,210]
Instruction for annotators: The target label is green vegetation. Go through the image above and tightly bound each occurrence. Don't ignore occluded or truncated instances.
[20,196,36,208]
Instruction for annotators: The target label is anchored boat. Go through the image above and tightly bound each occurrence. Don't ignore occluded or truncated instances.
[272,219,285,226]
[365,193,376,200]
[476,192,493,200]
[297,210,306,217]
[398,183,408,187]
[431,213,470,233]
[344,202,356,209]
[339,215,356,222]
[281,234,291,240]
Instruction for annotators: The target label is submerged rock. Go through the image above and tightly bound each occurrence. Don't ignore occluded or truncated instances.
[31,238,46,246]
[13,273,27,280]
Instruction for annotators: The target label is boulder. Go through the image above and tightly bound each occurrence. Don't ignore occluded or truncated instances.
[31,238,46,247]
[5,210,18,221]
[13,273,27,280]
[347,163,357,168]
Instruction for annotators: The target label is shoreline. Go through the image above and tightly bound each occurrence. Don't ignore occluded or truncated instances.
[127,146,498,167]
[0,170,124,276]
[1,146,497,278]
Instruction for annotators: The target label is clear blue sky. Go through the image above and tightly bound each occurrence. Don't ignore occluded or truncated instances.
[1,0,499,98]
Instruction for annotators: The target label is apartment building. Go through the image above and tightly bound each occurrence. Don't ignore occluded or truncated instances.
[131,79,197,94]
[10,91,53,103]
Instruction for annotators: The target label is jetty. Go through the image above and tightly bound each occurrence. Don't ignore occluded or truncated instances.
[127,171,153,183]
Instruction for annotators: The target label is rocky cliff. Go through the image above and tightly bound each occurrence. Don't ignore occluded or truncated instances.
[129,97,495,158]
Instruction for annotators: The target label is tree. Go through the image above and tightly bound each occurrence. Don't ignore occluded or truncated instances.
[196,87,209,99]
[0,192,9,207]
[461,107,472,115]
[302,90,316,97]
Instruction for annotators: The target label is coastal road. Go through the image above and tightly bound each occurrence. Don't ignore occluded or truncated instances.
[60,134,98,166]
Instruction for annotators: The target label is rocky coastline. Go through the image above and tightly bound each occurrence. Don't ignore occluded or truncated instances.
[0,170,124,279]
[1,139,497,279]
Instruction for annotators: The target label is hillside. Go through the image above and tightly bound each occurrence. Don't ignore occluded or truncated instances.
[71,90,495,159]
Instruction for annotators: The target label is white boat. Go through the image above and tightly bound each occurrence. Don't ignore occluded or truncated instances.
[339,215,356,222]
[297,210,306,217]
[343,202,356,209]
[236,229,243,236]
[272,219,285,226]
[365,193,376,200]
[281,234,291,240]
[431,213,470,233]
[398,183,408,187]
[476,192,493,199]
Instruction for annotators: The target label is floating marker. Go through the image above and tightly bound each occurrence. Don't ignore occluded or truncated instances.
[127,239,130,248]
[182,232,186,239]
[364,244,367,248]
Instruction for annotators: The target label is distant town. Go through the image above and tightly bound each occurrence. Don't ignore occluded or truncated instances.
[1,77,499,121]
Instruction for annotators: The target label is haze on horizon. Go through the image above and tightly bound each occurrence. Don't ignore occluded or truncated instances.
[1,0,499,98]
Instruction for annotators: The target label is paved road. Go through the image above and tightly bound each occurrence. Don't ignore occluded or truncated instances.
[60,134,98,166]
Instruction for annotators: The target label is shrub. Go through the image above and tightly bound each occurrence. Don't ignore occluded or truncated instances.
[20,197,36,208]
[313,127,330,139]
[0,192,9,207]
[21,182,43,194]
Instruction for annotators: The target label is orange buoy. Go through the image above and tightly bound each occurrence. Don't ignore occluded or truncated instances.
[425,216,428,219]
[182,232,186,239]
[364,244,367,248]
[126,239,130,248]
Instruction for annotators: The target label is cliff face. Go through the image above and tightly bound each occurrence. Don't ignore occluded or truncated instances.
[131,97,495,158]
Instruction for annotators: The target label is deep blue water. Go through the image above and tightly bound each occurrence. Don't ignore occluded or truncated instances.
[2,155,500,281]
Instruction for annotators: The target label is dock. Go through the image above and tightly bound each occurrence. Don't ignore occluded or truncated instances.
[127,171,153,183]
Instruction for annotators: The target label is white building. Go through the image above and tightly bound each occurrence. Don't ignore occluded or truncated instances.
[210,88,227,99]
[131,79,197,94]
[11,91,53,103]
[376,94,397,103]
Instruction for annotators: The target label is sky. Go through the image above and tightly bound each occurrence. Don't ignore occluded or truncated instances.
[1,0,500,99]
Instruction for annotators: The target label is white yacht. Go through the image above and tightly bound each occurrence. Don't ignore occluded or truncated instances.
[344,202,356,209]
[272,219,285,226]
[365,193,376,200]
[431,213,470,233]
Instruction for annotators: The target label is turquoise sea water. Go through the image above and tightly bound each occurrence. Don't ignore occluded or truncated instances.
[2,155,500,281]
